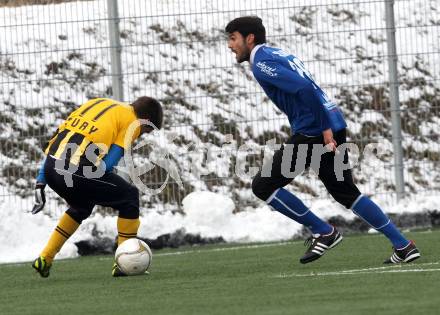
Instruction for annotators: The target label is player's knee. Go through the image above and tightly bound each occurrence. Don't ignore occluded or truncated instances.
[127,184,139,199]
[122,183,139,206]
[66,207,92,223]
[119,184,140,219]
[347,192,362,209]
[335,192,361,209]
[251,175,273,201]
[119,207,139,219]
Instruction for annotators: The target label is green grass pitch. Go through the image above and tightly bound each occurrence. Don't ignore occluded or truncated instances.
[1,230,439,315]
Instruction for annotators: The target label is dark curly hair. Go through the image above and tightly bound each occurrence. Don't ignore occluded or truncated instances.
[225,16,266,44]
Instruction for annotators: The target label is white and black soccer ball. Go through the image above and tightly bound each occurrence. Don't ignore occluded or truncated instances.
[115,238,152,276]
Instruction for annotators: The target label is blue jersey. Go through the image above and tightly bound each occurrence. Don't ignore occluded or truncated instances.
[251,45,347,136]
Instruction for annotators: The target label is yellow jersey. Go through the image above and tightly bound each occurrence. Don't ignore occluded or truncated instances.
[45,98,140,165]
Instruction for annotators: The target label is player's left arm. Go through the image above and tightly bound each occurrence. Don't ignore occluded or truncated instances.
[255,60,336,150]
[297,87,332,132]
[298,88,336,150]
[255,61,332,129]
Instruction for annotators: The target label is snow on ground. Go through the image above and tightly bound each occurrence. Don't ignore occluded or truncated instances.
[1,185,438,264]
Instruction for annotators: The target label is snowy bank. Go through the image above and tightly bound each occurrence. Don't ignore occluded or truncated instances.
[0,189,439,264]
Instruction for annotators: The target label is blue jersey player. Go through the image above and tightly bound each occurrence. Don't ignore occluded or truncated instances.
[225,16,420,264]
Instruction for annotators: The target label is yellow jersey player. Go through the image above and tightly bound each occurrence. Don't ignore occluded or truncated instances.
[31,96,163,277]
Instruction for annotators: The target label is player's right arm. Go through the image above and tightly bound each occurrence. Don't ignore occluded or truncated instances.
[32,159,47,214]
[32,126,63,214]
[32,103,78,214]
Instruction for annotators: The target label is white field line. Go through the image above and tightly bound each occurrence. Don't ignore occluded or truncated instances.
[95,240,302,261]
[155,241,301,257]
[274,262,440,278]
[274,268,440,277]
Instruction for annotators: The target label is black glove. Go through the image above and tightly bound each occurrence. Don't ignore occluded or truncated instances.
[32,182,46,214]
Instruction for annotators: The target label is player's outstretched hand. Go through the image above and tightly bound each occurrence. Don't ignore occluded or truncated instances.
[32,182,46,214]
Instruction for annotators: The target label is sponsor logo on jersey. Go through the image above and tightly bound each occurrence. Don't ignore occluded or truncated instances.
[256,61,278,77]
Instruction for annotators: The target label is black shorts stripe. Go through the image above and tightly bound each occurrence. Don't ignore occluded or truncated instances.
[55,227,70,239]
[47,129,70,156]
[80,99,106,116]
[92,103,118,122]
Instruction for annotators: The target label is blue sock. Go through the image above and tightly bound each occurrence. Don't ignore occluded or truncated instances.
[267,188,333,235]
[351,195,409,249]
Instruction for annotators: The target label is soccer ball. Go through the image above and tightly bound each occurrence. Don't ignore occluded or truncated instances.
[115,238,152,276]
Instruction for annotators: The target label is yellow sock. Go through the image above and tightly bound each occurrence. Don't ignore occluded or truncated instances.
[40,213,80,264]
[117,217,140,245]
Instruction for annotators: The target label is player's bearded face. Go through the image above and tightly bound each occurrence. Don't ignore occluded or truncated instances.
[228,32,251,63]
